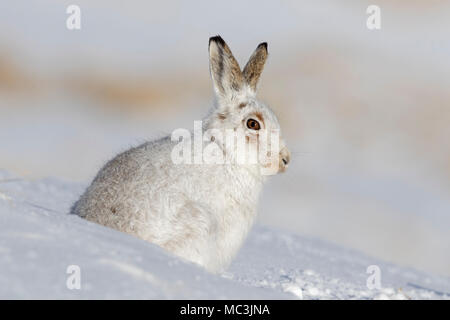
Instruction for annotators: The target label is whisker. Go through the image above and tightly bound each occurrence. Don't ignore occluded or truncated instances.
[290,151,313,157]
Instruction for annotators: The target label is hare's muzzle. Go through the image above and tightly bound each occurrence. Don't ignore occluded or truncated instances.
[279,147,291,173]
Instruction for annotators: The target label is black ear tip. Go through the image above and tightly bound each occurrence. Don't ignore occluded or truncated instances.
[209,35,225,47]
[258,42,268,51]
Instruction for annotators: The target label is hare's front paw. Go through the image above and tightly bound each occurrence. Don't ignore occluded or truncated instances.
[159,201,219,271]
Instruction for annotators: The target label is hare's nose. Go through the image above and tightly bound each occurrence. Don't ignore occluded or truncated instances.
[279,147,291,172]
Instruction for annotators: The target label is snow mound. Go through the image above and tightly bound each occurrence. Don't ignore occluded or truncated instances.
[0,170,449,299]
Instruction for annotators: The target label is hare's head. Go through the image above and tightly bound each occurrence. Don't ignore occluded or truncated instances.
[205,36,290,175]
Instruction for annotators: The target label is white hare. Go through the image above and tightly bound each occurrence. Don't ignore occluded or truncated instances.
[71,36,290,273]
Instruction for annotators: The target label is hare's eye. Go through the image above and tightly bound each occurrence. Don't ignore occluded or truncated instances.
[246,118,261,131]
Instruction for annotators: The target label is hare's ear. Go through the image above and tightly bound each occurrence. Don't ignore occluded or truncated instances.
[209,36,244,101]
[242,42,268,92]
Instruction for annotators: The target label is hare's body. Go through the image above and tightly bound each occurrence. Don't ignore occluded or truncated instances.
[72,36,290,273]
[73,137,263,272]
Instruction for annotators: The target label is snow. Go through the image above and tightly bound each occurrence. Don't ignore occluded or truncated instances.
[1,169,448,299]
[1,1,450,277]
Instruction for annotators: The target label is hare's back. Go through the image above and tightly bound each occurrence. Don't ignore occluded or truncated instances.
[73,136,173,216]
[96,137,172,183]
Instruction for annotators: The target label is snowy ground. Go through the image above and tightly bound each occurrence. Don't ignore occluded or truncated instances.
[0,169,448,300]
[1,0,450,278]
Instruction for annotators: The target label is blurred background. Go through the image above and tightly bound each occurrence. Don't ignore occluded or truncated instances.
[0,1,449,276]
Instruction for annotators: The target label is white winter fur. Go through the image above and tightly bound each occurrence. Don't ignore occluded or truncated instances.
[71,36,290,273]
